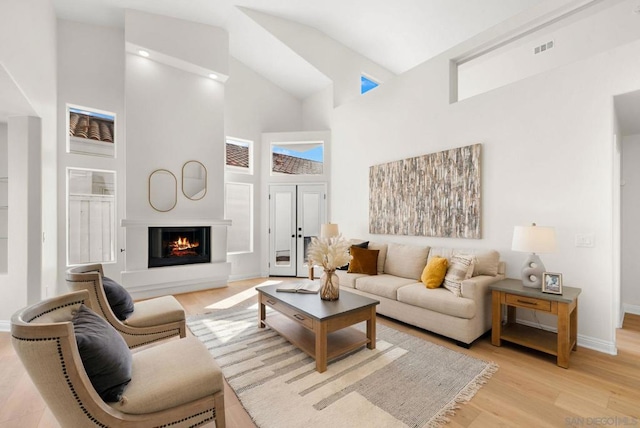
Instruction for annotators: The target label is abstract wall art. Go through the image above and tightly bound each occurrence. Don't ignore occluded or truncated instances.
[369,143,481,239]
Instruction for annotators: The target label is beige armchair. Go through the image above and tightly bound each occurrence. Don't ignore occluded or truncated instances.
[11,290,225,428]
[66,263,186,348]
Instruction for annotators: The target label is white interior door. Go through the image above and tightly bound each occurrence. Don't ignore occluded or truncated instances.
[269,184,326,277]
[296,184,325,276]
[269,185,296,276]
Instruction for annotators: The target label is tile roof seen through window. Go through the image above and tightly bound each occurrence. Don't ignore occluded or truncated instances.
[226,143,250,168]
[272,153,322,175]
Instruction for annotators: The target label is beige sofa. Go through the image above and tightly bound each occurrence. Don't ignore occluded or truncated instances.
[336,242,505,346]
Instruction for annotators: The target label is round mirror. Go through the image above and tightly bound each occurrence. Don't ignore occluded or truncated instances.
[182,160,207,200]
[149,169,177,212]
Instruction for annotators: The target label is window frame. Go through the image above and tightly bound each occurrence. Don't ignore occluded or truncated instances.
[225,137,253,175]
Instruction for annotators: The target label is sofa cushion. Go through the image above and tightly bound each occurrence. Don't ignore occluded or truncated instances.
[338,241,369,271]
[72,304,132,403]
[443,255,475,297]
[421,257,448,289]
[102,276,135,320]
[471,250,500,277]
[348,247,379,275]
[383,243,430,280]
[123,296,185,328]
[367,242,388,273]
[112,337,223,414]
[397,283,476,319]
[355,274,417,300]
[335,270,369,288]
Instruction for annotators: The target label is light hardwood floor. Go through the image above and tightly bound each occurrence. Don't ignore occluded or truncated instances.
[1,278,639,427]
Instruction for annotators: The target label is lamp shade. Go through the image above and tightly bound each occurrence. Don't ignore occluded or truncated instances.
[320,223,339,238]
[512,224,557,254]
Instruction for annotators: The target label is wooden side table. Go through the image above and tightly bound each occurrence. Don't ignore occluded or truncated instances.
[490,278,581,368]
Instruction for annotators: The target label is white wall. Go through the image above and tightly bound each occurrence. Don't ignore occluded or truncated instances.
[224,58,302,280]
[0,0,56,325]
[2,117,42,324]
[57,20,126,284]
[331,11,640,353]
[125,55,225,221]
[125,9,228,78]
[458,0,640,101]
[302,86,333,131]
[621,133,640,314]
[241,8,394,107]
[123,12,230,294]
[0,123,7,274]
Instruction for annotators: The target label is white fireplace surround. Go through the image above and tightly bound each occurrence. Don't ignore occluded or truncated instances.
[121,218,231,299]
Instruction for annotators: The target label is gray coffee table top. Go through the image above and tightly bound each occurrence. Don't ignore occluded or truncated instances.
[256,283,379,321]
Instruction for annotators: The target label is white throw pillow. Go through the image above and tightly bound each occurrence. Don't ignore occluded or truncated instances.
[443,255,475,297]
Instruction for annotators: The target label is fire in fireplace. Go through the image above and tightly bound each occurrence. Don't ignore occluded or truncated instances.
[148,226,211,268]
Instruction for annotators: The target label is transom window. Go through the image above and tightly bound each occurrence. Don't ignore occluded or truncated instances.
[271,141,324,176]
[361,74,379,94]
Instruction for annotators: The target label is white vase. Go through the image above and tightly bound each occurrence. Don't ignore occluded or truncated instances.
[320,269,339,301]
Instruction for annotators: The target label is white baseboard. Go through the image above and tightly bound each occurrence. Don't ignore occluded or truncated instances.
[0,320,10,332]
[622,303,640,316]
[578,334,618,355]
[228,272,263,282]
[128,280,227,300]
[516,318,617,355]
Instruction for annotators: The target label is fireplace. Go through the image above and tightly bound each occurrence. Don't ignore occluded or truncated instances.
[148,226,211,268]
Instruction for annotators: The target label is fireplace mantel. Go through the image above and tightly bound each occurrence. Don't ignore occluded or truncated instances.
[121,218,232,227]
[120,218,231,299]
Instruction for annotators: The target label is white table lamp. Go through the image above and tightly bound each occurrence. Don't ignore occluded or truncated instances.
[320,223,339,239]
[512,223,557,288]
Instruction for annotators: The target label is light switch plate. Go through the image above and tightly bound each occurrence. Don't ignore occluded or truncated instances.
[575,233,595,248]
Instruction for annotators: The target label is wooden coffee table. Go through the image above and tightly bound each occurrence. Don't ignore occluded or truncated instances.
[257,283,380,373]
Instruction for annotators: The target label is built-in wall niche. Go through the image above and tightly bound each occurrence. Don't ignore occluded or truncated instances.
[271,141,324,176]
[67,104,116,158]
[67,168,116,265]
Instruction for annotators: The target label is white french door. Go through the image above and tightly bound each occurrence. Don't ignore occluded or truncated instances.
[268,184,326,277]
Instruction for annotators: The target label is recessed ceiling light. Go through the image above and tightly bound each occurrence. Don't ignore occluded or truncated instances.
[138,49,150,58]
[208,73,218,79]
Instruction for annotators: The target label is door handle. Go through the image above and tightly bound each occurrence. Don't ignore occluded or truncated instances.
[291,234,295,238]
[298,234,302,238]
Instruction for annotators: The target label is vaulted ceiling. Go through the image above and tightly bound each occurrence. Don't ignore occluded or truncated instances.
[53,0,545,98]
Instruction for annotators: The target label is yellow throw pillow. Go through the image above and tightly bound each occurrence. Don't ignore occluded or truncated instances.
[348,246,380,275]
[421,257,448,289]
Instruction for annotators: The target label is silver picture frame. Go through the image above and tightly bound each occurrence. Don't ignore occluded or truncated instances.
[542,272,563,294]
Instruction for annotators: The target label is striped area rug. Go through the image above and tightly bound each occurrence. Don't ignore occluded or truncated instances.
[187,305,497,428]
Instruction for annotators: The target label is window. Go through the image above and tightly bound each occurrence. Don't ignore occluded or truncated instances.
[361,74,379,94]
[67,168,116,265]
[225,182,253,254]
[67,104,116,158]
[225,137,253,174]
[271,141,324,176]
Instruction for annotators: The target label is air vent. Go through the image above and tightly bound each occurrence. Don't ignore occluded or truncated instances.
[534,40,554,54]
